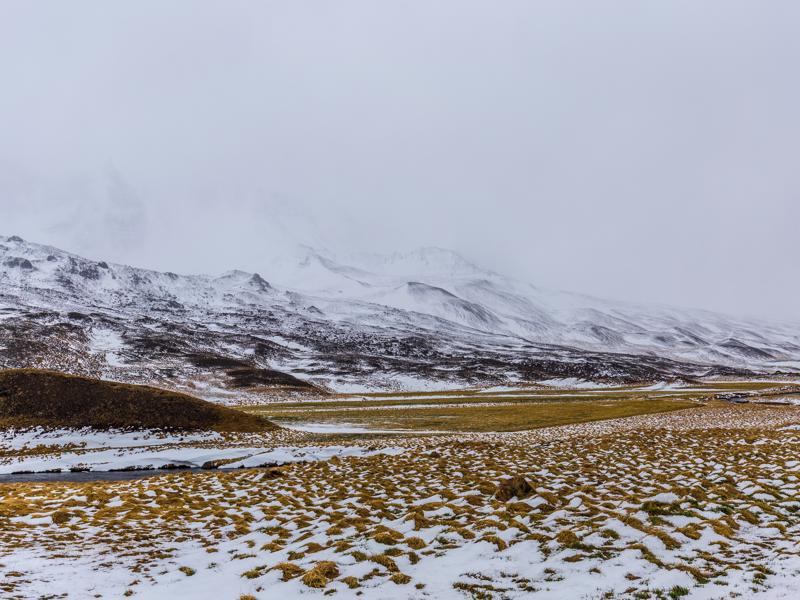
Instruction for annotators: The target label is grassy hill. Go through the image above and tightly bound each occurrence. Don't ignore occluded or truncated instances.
[0,369,277,432]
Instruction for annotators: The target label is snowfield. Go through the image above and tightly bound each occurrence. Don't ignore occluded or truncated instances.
[0,428,401,474]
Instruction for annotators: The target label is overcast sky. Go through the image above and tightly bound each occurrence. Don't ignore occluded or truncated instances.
[1,1,799,320]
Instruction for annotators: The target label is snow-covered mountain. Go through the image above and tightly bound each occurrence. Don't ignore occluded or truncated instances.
[265,245,800,366]
[1,234,798,399]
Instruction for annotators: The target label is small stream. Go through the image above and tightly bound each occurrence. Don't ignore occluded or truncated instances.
[0,467,208,484]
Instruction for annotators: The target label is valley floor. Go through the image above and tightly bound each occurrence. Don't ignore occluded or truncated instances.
[1,396,800,599]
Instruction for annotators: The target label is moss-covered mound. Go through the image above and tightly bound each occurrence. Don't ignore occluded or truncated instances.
[0,369,277,432]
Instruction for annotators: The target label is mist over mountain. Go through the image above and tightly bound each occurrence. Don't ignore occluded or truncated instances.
[4,0,800,321]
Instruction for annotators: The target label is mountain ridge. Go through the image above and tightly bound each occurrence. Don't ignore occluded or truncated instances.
[1,234,798,398]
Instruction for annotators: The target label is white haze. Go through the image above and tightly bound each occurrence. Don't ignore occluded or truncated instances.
[1,1,799,321]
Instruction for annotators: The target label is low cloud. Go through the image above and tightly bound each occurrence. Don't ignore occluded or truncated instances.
[1,1,799,320]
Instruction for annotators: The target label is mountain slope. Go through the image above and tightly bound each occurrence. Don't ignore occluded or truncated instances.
[272,245,799,367]
[1,234,798,399]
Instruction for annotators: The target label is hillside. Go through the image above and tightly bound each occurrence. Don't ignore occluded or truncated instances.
[0,369,276,431]
[1,235,799,396]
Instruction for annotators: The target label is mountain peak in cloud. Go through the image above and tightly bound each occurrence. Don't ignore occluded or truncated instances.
[345,247,489,279]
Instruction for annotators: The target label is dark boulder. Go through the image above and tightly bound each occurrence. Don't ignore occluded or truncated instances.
[495,475,534,501]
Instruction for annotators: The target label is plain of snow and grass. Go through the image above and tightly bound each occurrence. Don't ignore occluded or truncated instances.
[2,380,800,599]
[1,401,800,599]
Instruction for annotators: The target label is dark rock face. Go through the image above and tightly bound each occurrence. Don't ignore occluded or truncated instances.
[4,257,34,270]
[79,266,101,279]
[249,273,271,291]
[66,257,102,280]
[131,272,149,286]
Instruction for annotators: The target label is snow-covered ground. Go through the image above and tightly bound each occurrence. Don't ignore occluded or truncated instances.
[0,427,221,450]
[0,427,402,474]
[2,404,800,599]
